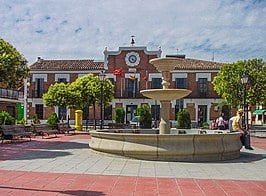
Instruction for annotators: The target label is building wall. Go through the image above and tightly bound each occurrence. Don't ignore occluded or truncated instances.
[28,46,226,127]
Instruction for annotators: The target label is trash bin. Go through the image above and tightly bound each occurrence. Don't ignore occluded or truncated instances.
[75,110,83,131]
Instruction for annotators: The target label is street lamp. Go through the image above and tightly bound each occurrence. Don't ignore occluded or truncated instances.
[99,71,105,129]
[241,73,253,150]
[241,73,248,129]
[23,78,30,124]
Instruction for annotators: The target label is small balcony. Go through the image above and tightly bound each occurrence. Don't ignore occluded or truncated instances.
[0,88,23,100]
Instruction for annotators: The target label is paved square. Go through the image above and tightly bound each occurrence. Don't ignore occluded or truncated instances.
[0,133,265,195]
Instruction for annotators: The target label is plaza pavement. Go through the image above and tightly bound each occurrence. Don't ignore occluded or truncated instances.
[0,132,265,195]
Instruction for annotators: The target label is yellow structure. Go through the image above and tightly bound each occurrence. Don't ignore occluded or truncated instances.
[75,110,83,131]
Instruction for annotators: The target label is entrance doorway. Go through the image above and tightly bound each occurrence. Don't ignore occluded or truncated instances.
[198,105,207,127]
[126,105,137,123]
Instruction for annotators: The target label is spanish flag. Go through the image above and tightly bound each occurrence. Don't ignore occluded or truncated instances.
[129,75,135,80]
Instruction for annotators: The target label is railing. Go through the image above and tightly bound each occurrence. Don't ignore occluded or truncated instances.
[114,91,145,99]
[31,90,47,98]
[0,88,23,100]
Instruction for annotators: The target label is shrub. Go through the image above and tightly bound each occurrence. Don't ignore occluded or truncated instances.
[138,104,152,128]
[32,114,40,124]
[201,122,209,129]
[177,109,191,129]
[16,118,26,126]
[47,112,59,129]
[0,111,15,125]
[114,107,125,123]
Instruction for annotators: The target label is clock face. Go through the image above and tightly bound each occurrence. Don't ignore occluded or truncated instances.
[125,52,140,67]
[129,55,137,63]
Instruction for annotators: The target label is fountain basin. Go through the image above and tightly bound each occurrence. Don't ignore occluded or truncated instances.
[90,130,242,162]
[149,57,185,72]
[140,89,192,101]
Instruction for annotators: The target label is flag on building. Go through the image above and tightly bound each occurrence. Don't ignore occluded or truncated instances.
[113,69,122,76]
[129,75,135,80]
[143,76,148,81]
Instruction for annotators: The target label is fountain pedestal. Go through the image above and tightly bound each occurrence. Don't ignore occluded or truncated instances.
[140,57,191,134]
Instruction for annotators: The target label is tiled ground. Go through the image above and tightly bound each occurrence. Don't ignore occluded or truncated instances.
[0,133,265,195]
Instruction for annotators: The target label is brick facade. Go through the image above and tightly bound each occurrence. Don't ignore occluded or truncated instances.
[27,45,231,127]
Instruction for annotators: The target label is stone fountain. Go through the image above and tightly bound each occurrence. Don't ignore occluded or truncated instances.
[140,57,191,134]
[90,57,242,161]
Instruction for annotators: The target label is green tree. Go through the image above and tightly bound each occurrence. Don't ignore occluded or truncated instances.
[212,59,266,107]
[68,74,114,110]
[0,38,29,89]
[43,82,77,108]
[43,74,114,127]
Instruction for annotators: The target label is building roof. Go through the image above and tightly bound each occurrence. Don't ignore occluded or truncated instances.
[30,57,224,72]
[174,58,224,70]
[30,58,104,71]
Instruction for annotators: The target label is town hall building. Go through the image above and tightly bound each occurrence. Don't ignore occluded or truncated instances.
[28,41,227,128]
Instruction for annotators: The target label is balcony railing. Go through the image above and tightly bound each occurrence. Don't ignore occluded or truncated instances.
[31,90,47,98]
[0,88,23,100]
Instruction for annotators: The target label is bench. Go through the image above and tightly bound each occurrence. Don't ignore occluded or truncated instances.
[0,124,32,143]
[32,124,58,138]
[57,122,76,135]
[108,123,131,129]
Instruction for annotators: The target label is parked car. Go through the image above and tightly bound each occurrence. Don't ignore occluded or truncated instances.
[129,116,140,127]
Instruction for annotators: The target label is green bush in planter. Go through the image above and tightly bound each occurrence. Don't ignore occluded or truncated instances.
[138,104,152,128]
[47,112,59,129]
[32,114,40,124]
[0,111,15,125]
[177,109,191,129]
[201,122,209,129]
[114,107,125,123]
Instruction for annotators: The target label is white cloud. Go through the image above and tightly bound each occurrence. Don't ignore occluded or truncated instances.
[0,0,265,64]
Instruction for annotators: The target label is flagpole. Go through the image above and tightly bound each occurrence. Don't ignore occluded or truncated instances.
[121,77,123,97]
[146,70,148,90]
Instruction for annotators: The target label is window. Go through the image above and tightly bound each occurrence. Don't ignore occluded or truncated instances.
[58,106,67,121]
[35,78,44,98]
[57,78,67,83]
[198,78,208,97]
[104,105,112,120]
[151,103,160,127]
[151,78,162,89]
[7,106,16,118]
[126,78,137,98]
[35,104,44,120]
[176,78,187,89]
[175,99,184,117]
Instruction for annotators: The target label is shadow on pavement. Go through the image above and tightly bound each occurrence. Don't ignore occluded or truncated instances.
[0,186,105,196]
[0,140,89,161]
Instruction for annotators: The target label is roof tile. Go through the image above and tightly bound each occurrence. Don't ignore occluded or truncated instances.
[30,59,104,71]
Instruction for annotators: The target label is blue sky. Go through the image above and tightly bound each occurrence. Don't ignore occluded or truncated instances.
[0,0,265,64]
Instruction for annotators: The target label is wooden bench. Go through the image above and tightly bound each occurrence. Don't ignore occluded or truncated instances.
[108,123,131,129]
[57,122,76,135]
[33,124,58,138]
[0,124,32,143]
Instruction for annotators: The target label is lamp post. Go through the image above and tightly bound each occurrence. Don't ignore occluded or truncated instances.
[241,73,253,149]
[241,73,248,130]
[23,78,30,124]
[99,71,105,129]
